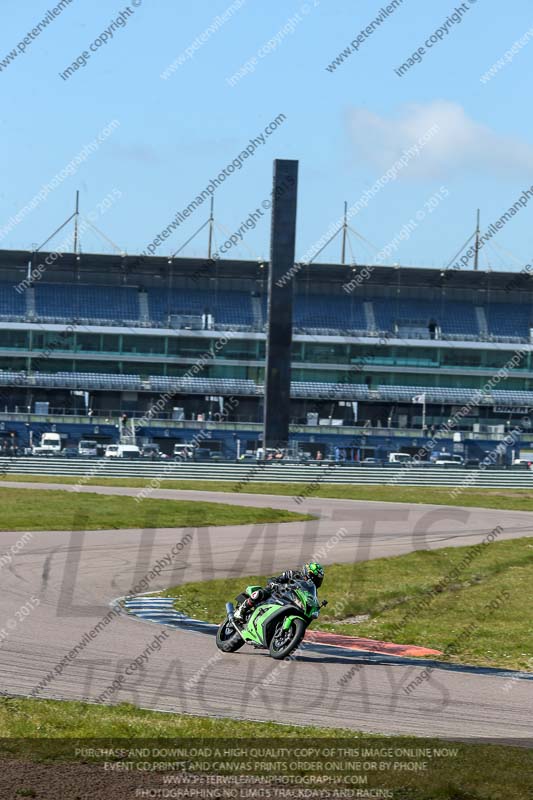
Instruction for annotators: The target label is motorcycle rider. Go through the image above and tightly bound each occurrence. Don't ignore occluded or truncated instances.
[233,562,325,621]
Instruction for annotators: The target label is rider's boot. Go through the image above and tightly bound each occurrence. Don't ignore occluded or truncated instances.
[233,590,263,621]
[232,600,248,621]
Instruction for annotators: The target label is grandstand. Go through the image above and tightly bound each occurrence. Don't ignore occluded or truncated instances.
[0,248,532,460]
[2,279,532,341]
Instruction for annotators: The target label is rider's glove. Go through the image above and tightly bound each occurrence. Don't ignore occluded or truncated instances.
[277,570,295,583]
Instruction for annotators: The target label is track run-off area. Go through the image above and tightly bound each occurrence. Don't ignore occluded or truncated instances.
[1,480,532,743]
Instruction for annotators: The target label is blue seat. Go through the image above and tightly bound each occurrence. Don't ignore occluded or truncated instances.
[294,294,366,331]
[35,284,139,322]
[485,303,531,339]
[0,282,27,316]
[146,288,254,326]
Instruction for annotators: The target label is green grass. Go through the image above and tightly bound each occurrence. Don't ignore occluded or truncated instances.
[5,473,533,512]
[0,487,312,531]
[0,696,338,740]
[0,698,531,799]
[161,537,533,670]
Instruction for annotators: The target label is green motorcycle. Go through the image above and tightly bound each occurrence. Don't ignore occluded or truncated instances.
[216,579,328,660]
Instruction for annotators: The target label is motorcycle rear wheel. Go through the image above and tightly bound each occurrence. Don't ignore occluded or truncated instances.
[216,618,245,653]
[269,617,306,660]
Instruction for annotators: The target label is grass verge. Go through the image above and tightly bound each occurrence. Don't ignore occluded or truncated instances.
[161,537,533,670]
[4,474,533,512]
[0,698,532,800]
[0,488,312,531]
[0,696,347,740]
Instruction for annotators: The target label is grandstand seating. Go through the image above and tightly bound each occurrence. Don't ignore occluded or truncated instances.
[491,389,533,404]
[149,375,258,395]
[377,384,490,404]
[146,288,254,327]
[290,381,370,400]
[485,303,531,340]
[1,369,532,406]
[372,298,480,338]
[1,280,532,343]
[0,282,27,317]
[34,284,139,323]
[440,301,480,337]
[293,294,366,332]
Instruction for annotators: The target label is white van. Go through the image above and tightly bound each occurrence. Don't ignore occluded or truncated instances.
[105,444,141,459]
[435,454,464,466]
[78,439,98,457]
[174,444,195,460]
[32,432,62,456]
[388,452,412,464]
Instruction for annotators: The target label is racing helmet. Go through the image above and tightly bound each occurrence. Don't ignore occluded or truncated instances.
[303,562,324,588]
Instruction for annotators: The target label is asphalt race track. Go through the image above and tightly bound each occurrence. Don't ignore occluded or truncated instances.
[1,480,532,743]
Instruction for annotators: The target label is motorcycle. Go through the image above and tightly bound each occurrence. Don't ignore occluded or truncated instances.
[216,579,328,660]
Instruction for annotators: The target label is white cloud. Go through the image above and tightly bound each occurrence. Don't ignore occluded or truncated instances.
[346,101,533,177]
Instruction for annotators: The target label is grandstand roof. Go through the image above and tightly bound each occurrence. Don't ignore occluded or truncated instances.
[0,248,530,294]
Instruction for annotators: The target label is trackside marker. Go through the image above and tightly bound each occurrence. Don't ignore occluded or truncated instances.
[305,630,442,657]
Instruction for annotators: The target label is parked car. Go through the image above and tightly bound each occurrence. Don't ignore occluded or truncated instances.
[61,446,79,458]
[238,451,256,462]
[174,444,195,460]
[105,444,141,459]
[141,444,161,459]
[435,454,464,466]
[512,458,532,469]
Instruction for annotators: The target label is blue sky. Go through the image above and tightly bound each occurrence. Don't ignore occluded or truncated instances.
[1,0,532,270]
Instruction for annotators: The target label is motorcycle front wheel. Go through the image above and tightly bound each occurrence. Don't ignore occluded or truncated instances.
[269,617,306,660]
[216,618,245,653]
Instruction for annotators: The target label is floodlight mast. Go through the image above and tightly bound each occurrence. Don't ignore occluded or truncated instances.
[474,209,480,271]
[73,190,80,255]
[341,200,347,264]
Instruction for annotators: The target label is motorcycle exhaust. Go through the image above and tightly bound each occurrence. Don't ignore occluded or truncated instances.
[226,602,235,620]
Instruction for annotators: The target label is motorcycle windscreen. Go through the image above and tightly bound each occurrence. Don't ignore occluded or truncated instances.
[294,580,319,613]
